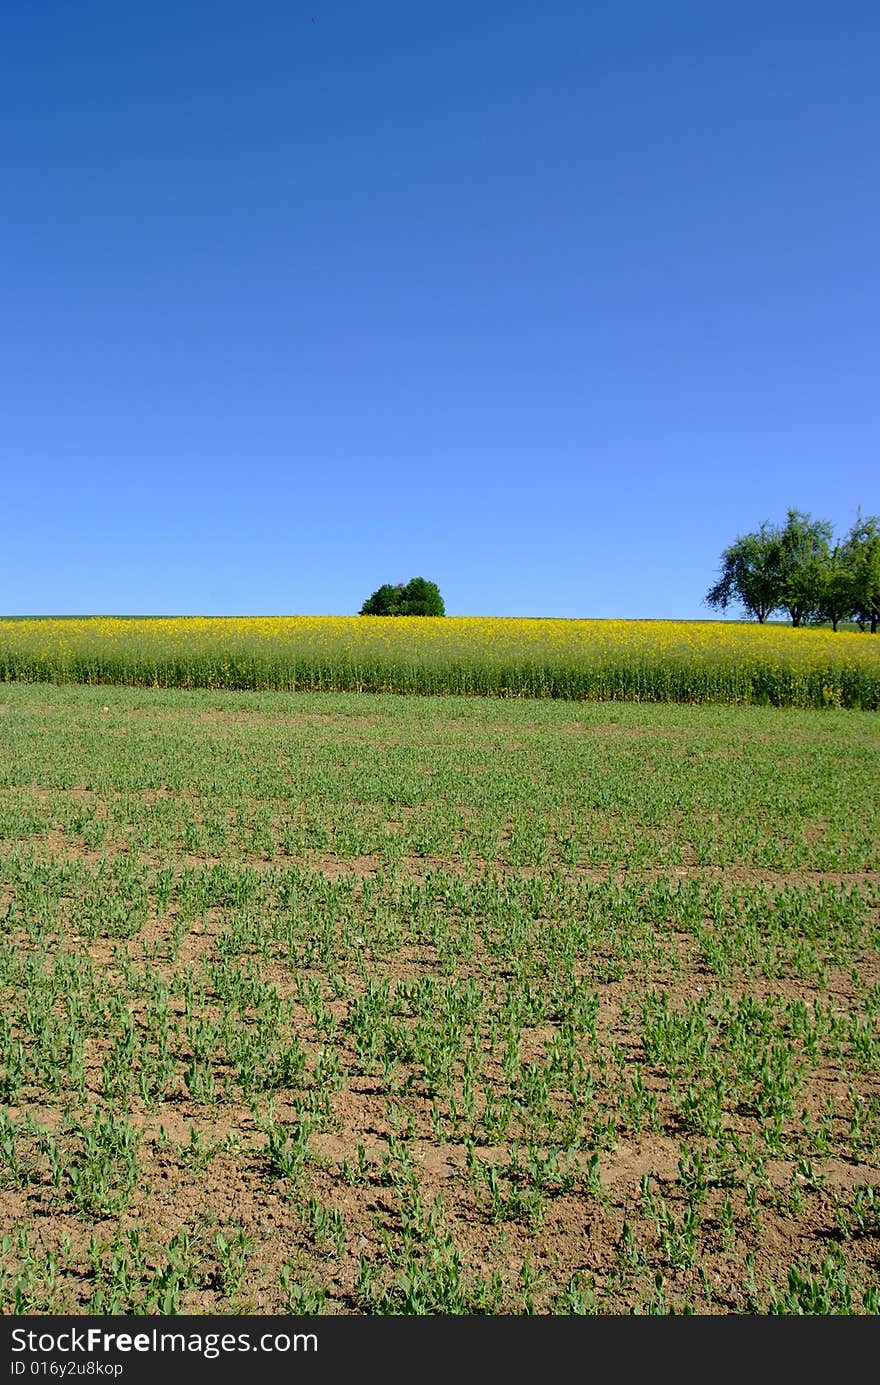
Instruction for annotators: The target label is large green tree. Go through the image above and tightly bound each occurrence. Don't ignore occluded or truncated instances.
[776,508,834,627]
[359,577,445,617]
[358,583,401,616]
[705,523,782,623]
[843,513,880,633]
[814,545,856,632]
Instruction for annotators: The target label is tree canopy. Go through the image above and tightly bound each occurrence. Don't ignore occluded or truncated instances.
[705,522,782,624]
[776,509,833,627]
[843,513,880,634]
[359,577,445,617]
[706,510,879,630]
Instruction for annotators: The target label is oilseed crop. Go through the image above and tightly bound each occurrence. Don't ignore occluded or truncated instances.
[1,682,878,1313]
[1,615,878,708]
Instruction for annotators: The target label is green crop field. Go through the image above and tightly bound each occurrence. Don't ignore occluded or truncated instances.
[1,682,879,1313]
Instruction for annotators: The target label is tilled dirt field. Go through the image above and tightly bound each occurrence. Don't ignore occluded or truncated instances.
[1,685,878,1313]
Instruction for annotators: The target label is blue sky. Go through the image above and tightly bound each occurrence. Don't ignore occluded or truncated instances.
[3,2,877,619]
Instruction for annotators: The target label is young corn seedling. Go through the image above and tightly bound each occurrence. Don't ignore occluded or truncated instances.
[212,1227,253,1297]
[280,1265,327,1315]
[64,1110,141,1219]
[654,1197,700,1271]
[553,1272,599,1314]
[262,1113,315,1190]
[306,1198,346,1258]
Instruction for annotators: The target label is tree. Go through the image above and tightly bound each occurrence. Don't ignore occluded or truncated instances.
[396,576,445,616]
[709,508,879,631]
[705,523,782,623]
[359,577,445,617]
[359,583,401,616]
[814,545,855,632]
[842,512,880,633]
[775,508,833,627]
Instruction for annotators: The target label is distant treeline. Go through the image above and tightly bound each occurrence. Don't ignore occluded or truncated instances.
[706,509,880,631]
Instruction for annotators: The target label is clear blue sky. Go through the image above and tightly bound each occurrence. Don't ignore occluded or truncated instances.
[3,2,877,619]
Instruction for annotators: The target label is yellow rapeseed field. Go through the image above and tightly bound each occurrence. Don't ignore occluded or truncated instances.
[0,615,877,707]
